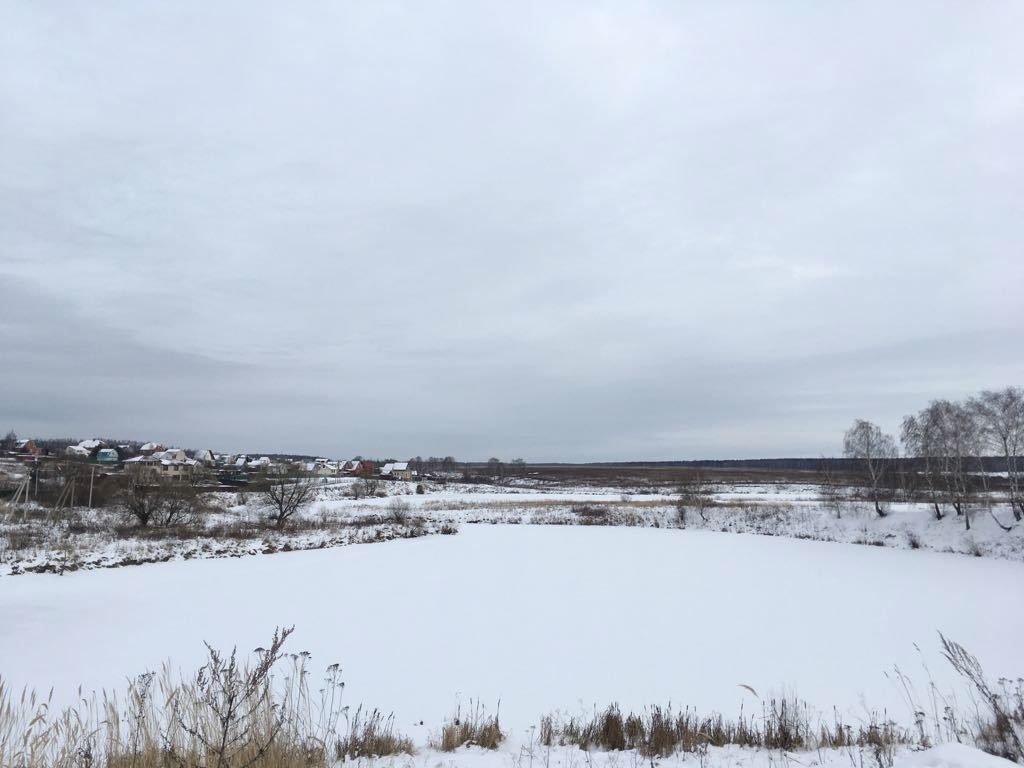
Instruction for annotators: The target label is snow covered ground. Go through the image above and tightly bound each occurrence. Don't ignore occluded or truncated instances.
[308,479,1024,561]
[2,525,1021,738]
[3,477,1022,577]
[312,743,1018,768]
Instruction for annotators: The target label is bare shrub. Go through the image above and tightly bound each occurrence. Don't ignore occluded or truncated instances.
[116,479,209,527]
[677,470,715,524]
[571,504,610,525]
[350,480,381,500]
[387,498,411,525]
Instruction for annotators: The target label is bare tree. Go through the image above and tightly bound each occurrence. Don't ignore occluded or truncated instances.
[0,430,17,451]
[936,400,984,528]
[350,478,379,500]
[902,410,946,520]
[817,457,844,519]
[843,419,897,517]
[903,399,994,530]
[677,469,714,523]
[260,468,316,529]
[971,387,1024,522]
[486,457,504,482]
[117,478,206,526]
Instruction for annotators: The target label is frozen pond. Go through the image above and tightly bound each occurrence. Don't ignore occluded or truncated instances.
[1,524,1022,732]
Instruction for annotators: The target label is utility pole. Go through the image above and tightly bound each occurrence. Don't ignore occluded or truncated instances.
[88,465,95,508]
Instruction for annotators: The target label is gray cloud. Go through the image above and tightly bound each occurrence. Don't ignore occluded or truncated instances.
[2,1,1022,460]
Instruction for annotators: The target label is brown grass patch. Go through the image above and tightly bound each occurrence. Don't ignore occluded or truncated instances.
[432,702,504,751]
[336,706,414,761]
[542,699,914,757]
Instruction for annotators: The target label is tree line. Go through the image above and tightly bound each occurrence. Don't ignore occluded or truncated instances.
[842,386,1023,528]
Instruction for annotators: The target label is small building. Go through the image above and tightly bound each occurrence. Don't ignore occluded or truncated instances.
[14,439,40,455]
[95,448,119,464]
[124,454,194,483]
[140,442,166,456]
[66,439,108,459]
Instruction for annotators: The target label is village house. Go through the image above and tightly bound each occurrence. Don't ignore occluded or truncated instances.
[123,449,196,482]
[380,461,413,481]
[194,449,216,465]
[65,439,108,459]
[14,439,40,455]
[307,459,340,476]
[95,448,119,464]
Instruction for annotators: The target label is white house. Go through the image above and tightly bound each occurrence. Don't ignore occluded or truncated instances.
[124,454,195,482]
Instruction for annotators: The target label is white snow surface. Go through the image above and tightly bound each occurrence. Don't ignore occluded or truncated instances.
[301,744,1018,768]
[1,525,1022,736]
[898,744,1018,768]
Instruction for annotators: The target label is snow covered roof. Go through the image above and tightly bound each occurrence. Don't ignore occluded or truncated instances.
[78,439,104,450]
[140,442,161,451]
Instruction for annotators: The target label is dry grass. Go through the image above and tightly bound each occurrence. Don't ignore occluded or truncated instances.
[432,702,504,751]
[418,498,679,513]
[541,699,913,758]
[0,628,383,768]
[941,634,1024,762]
[336,706,413,761]
[1,632,1018,766]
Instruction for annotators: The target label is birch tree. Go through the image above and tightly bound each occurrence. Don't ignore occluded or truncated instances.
[971,387,1024,522]
[902,408,947,520]
[843,419,897,517]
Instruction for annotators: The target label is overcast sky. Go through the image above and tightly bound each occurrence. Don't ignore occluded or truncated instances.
[1,1,1022,461]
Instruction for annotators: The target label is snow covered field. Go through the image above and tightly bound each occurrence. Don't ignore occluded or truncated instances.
[2,524,1021,740]
[4,476,1022,576]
